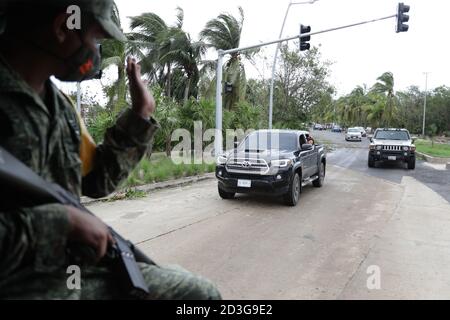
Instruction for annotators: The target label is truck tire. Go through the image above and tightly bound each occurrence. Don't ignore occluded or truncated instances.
[284,173,301,206]
[408,157,416,170]
[218,186,235,199]
[313,162,325,188]
[368,155,375,168]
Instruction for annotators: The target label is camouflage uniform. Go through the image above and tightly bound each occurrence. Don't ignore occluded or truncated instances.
[0,0,221,300]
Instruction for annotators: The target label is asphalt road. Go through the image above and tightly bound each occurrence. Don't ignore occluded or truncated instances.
[90,132,450,299]
[312,129,450,203]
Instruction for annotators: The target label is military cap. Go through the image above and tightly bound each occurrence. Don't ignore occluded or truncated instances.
[0,0,126,41]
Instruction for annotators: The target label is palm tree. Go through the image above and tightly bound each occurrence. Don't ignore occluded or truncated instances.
[101,3,128,112]
[347,85,368,126]
[371,72,396,127]
[365,94,386,128]
[159,27,206,104]
[200,7,255,110]
[128,12,170,89]
[129,8,206,104]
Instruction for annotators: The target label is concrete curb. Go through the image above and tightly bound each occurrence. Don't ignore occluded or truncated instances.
[81,172,216,205]
[416,151,450,165]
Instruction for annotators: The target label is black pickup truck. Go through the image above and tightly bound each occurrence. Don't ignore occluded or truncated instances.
[216,130,327,206]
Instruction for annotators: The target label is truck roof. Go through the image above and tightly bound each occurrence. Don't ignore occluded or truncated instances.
[376,128,409,132]
[252,129,310,136]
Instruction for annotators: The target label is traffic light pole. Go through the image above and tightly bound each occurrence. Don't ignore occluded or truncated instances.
[214,13,399,155]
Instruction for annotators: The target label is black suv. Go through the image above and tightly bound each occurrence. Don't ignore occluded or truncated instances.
[216,130,327,206]
[368,128,416,169]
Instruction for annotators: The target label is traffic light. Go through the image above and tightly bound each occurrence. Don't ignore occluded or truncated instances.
[225,82,233,93]
[300,24,311,51]
[396,2,410,33]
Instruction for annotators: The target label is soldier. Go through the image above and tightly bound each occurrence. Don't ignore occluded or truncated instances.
[0,0,221,299]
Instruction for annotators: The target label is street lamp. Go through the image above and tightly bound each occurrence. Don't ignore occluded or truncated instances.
[268,0,318,129]
[422,72,430,137]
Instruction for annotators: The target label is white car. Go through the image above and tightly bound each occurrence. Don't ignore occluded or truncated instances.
[356,127,367,137]
[345,128,362,141]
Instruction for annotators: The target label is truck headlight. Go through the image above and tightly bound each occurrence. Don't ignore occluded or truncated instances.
[271,159,292,168]
[217,155,227,165]
[376,145,383,150]
[402,146,409,151]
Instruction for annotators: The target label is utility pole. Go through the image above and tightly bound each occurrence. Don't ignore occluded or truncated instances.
[422,72,429,137]
[268,0,318,130]
[214,10,406,155]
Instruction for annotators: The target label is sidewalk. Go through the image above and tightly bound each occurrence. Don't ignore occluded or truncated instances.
[81,172,215,205]
[339,175,450,299]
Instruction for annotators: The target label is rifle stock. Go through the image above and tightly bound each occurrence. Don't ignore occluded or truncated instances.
[0,146,155,299]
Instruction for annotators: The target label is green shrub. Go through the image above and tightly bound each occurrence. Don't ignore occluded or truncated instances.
[122,155,216,188]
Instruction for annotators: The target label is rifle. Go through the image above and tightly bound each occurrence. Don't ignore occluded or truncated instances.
[0,146,156,299]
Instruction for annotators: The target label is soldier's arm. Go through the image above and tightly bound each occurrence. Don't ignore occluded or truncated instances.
[81,57,159,198]
[0,204,71,278]
[81,109,159,198]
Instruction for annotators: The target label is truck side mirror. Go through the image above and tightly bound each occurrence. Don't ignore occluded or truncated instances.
[369,137,373,143]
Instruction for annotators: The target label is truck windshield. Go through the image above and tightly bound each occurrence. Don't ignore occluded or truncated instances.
[240,132,298,151]
[375,130,410,140]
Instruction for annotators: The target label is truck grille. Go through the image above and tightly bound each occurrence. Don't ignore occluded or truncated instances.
[226,158,270,175]
[382,145,403,151]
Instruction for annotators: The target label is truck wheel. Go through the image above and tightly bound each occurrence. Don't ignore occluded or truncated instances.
[313,162,325,188]
[284,173,301,206]
[408,157,416,170]
[368,155,375,168]
[218,186,235,199]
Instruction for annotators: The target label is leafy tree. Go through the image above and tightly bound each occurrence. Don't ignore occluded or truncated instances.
[273,44,333,128]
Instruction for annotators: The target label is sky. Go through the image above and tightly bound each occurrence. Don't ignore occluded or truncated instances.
[113,0,448,96]
[60,0,449,101]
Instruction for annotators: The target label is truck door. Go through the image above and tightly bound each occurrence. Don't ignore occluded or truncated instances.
[299,134,314,178]
[305,134,319,176]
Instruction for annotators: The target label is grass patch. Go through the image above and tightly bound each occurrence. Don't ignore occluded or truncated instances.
[123,155,216,188]
[415,139,450,158]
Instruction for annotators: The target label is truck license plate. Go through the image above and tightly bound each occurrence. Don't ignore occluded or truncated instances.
[388,156,397,161]
[238,179,252,188]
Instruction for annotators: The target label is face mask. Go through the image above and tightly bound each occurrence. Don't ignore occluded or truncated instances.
[57,39,103,82]
[28,31,103,83]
